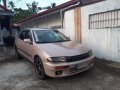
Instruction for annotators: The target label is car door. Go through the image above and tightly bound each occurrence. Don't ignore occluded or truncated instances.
[23,30,34,61]
[16,30,27,56]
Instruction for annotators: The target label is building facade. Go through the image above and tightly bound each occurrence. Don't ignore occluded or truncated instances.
[81,0,120,62]
[0,4,14,45]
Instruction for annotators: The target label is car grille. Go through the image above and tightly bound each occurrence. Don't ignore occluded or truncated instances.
[66,51,92,62]
[70,67,87,74]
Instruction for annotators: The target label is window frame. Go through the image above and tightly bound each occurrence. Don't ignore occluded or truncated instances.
[19,30,33,41]
[89,9,120,29]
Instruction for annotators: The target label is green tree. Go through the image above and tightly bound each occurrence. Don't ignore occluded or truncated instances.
[26,1,56,14]
[8,1,15,11]
[12,8,32,23]
[26,1,38,14]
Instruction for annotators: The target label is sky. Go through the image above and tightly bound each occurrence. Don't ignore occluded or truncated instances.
[8,0,70,9]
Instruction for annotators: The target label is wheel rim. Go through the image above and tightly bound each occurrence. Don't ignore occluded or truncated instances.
[35,59,43,77]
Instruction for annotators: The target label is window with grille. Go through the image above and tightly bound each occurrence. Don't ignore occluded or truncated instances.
[89,9,120,29]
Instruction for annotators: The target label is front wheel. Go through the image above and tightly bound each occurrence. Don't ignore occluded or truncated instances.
[34,57,47,80]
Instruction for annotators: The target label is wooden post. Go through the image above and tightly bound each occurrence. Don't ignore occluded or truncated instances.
[74,7,82,43]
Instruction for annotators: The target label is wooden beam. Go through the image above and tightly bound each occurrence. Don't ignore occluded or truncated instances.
[74,7,82,43]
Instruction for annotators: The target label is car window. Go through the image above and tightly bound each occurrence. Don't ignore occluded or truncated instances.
[19,30,32,40]
[25,31,33,41]
[19,31,26,40]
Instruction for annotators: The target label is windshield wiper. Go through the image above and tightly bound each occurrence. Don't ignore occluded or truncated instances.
[53,39,71,42]
[36,41,51,43]
[36,39,71,43]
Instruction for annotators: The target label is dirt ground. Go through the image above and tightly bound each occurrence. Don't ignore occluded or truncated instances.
[0,46,120,90]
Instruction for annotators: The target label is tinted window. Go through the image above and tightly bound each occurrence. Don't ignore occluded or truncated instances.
[19,30,32,40]
[19,31,26,40]
[25,31,33,41]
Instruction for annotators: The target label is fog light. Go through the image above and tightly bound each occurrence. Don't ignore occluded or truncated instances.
[55,71,62,75]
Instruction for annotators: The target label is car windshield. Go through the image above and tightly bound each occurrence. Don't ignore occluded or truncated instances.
[33,30,70,43]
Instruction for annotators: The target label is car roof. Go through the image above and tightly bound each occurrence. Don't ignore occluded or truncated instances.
[27,28,55,31]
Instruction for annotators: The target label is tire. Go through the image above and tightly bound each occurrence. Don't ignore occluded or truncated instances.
[34,57,47,80]
[15,46,22,59]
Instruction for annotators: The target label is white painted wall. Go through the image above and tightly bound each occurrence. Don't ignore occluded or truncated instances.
[64,10,76,41]
[81,0,120,62]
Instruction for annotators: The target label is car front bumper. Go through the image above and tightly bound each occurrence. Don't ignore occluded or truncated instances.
[43,56,95,78]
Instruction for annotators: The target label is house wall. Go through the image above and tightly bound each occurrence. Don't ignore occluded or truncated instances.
[74,7,82,43]
[64,10,76,41]
[64,7,82,42]
[81,0,120,62]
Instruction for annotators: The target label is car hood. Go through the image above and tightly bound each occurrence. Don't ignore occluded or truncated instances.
[36,41,90,57]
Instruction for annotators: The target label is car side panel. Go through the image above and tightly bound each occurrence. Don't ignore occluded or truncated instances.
[23,42,34,61]
[15,38,29,60]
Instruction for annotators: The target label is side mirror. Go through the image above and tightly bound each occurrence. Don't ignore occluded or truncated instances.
[24,39,32,44]
[67,36,70,40]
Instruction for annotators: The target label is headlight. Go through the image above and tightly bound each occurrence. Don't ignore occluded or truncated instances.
[47,57,66,62]
[88,50,93,56]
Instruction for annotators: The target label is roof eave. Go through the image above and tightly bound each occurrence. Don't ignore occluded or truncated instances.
[15,0,79,24]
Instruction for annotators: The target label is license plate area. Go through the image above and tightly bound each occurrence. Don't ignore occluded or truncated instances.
[76,62,88,69]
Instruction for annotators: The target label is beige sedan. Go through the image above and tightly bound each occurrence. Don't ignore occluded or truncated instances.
[15,28,94,80]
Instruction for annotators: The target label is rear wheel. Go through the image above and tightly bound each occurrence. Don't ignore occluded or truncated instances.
[15,46,22,59]
[34,57,47,80]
